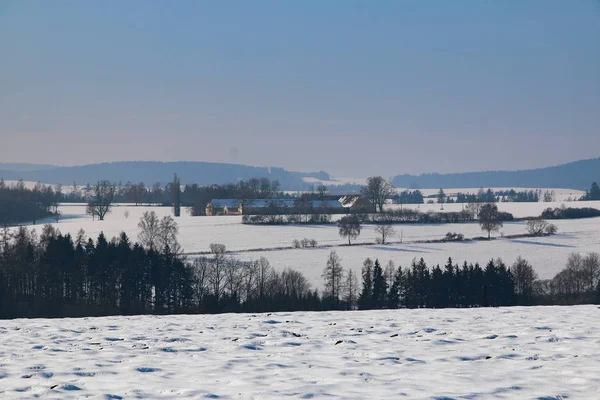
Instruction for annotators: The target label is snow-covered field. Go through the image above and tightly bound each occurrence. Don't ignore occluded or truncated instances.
[14,201,600,287]
[1,306,599,399]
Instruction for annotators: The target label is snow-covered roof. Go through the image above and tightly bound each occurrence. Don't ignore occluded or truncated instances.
[338,195,362,207]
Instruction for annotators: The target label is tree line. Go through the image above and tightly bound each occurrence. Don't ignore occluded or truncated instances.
[323,251,600,310]
[0,224,321,319]
[0,179,58,226]
[580,182,600,201]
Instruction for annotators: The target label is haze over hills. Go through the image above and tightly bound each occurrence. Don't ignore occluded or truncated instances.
[0,161,330,190]
[0,158,598,190]
[391,158,600,191]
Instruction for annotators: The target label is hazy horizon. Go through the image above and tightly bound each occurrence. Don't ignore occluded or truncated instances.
[2,1,599,177]
[2,156,600,180]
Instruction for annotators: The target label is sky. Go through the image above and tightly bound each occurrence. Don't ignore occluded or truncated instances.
[1,1,599,178]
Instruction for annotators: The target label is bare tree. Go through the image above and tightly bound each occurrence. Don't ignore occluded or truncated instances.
[159,215,181,254]
[526,218,549,236]
[511,257,538,303]
[255,257,273,298]
[86,180,116,221]
[138,211,161,250]
[322,251,344,302]
[337,215,361,245]
[208,243,227,301]
[542,190,556,202]
[582,252,600,292]
[375,224,395,244]
[192,258,210,306]
[316,184,328,201]
[478,203,503,239]
[361,176,394,213]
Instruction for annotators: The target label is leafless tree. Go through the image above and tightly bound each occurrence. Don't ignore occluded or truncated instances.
[322,251,344,301]
[317,184,328,201]
[511,257,538,302]
[478,203,503,239]
[138,211,161,250]
[255,257,273,298]
[582,252,600,292]
[86,180,116,221]
[278,268,310,297]
[208,243,227,301]
[159,215,181,254]
[338,215,361,245]
[526,218,549,236]
[543,190,556,202]
[361,176,394,213]
[192,257,210,306]
[224,258,245,297]
[375,224,395,244]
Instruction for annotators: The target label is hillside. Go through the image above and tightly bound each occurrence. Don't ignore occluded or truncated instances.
[0,161,329,190]
[1,306,597,399]
[392,158,600,190]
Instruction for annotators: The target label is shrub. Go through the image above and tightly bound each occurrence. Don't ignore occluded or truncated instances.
[292,239,301,249]
[444,232,464,241]
[545,223,558,235]
[526,219,549,236]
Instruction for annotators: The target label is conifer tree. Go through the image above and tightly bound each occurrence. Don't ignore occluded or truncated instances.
[371,259,388,308]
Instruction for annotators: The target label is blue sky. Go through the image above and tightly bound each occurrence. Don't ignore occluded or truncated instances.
[1,1,599,177]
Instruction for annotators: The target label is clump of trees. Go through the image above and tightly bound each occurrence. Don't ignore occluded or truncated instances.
[292,238,318,248]
[444,232,465,241]
[541,207,600,220]
[0,179,58,226]
[393,190,424,205]
[580,182,600,201]
[535,252,600,305]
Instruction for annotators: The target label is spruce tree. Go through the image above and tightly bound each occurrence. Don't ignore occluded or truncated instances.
[387,266,403,309]
[371,259,388,308]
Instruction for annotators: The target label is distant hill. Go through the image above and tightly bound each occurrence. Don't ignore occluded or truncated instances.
[391,158,600,190]
[0,163,58,172]
[0,161,330,190]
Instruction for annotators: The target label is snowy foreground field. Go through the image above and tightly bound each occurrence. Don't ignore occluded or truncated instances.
[1,306,599,399]
[16,201,600,288]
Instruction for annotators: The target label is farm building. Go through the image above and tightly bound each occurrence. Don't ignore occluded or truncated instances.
[205,195,373,216]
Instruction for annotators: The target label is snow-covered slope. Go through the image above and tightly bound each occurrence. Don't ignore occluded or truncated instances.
[1,306,598,399]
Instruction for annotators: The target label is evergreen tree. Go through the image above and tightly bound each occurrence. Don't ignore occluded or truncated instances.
[371,259,388,308]
[387,266,403,309]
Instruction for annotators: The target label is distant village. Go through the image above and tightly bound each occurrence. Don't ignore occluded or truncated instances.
[205,195,374,216]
